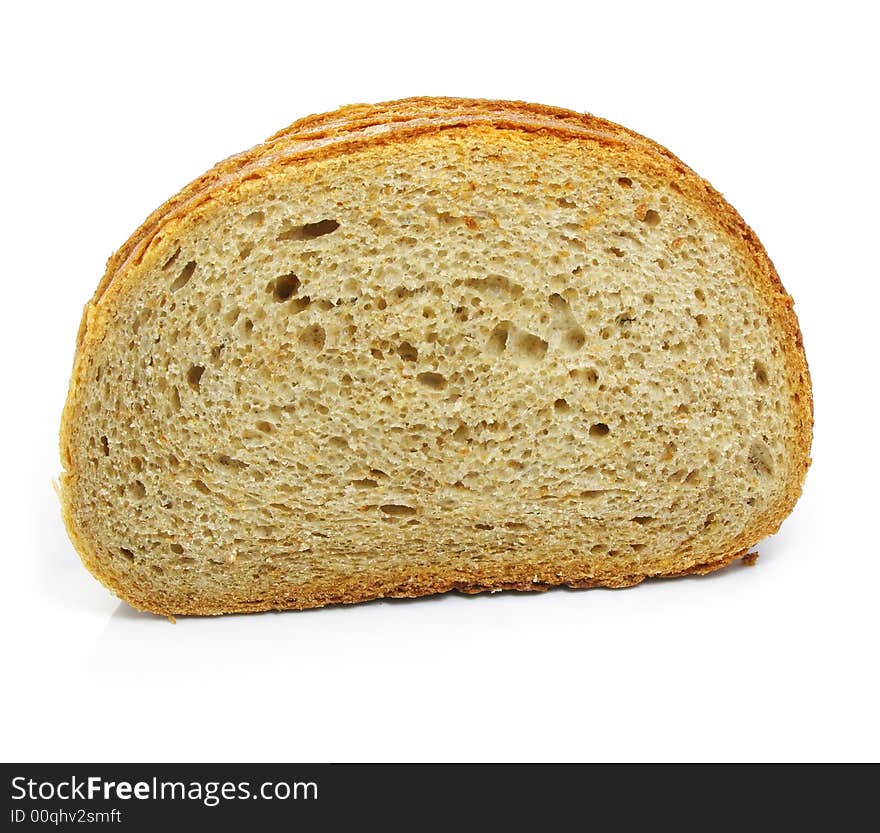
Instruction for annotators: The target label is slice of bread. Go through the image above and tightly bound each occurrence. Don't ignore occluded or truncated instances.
[59,98,812,615]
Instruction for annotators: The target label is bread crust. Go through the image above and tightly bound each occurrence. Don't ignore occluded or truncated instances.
[60,98,813,615]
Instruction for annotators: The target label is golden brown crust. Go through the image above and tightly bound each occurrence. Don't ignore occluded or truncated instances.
[59,98,813,616]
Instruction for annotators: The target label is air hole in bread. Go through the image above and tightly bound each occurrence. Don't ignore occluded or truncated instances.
[100,436,109,456]
[554,398,571,412]
[465,275,525,299]
[453,424,470,442]
[589,423,610,438]
[129,480,146,498]
[351,478,378,489]
[754,361,769,385]
[119,547,134,561]
[298,325,325,352]
[380,504,417,516]
[749,440,774,476]
[162,247,181,271]
[510,331,548,364]
[562,328,586,351]
[244,210,265,227]
[268,272,300,302]
[187,365,205,391]
[277,219,340,241]
[417,371,446,391]
[617,177,633,188]
[474,522,495,530]
[170,543,184,554]
[216,454,247,469]
[397,341,418,362]
[643,209,661,226]
[486,321,511,355]
[571,367,599,386]
[171,261,196,292]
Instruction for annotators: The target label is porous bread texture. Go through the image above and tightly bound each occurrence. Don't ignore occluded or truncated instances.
[60,100,812,615]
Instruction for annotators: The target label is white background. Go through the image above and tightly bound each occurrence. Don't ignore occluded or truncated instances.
[3,0,877,762]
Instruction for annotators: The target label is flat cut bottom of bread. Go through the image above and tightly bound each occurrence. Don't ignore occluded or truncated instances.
[59,98,812,615]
